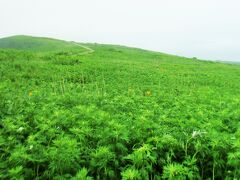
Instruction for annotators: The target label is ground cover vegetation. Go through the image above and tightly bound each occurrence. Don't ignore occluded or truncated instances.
[0,36,240,179]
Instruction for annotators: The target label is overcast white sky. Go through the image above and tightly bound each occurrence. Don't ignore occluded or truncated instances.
[1,0,240,61]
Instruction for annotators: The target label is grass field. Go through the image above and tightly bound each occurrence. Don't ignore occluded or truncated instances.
[0,35,87,53]
[0,35,240,179]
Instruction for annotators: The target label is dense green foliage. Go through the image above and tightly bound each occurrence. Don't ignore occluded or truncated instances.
[0,36,240,179]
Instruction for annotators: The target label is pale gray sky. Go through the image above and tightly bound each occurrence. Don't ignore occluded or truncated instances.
[1,0,240,61]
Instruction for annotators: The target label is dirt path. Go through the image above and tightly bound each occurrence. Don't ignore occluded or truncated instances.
[72,42,94,55]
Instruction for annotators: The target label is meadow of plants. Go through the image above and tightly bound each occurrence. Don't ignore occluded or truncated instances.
[0,35,240,179]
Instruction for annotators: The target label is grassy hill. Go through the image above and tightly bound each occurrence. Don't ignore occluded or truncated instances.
[0,35,86,53]
[0,35,240,179]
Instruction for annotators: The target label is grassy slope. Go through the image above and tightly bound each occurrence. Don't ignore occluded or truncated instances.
[0,36,240,179]
[0,35,86,52]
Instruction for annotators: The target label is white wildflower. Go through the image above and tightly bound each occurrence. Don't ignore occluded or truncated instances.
[29,145,33,150]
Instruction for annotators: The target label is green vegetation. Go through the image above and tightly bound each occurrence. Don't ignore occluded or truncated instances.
[0,35,86,53]
[0,35,240,179]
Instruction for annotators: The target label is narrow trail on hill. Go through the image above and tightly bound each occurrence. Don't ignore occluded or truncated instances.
[72,42,94,55]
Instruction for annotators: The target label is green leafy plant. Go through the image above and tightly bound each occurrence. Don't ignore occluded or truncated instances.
[0,35,240,179]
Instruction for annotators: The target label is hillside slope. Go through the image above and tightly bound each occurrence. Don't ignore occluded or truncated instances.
[0,36,240,179]
[0,35,86,52]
